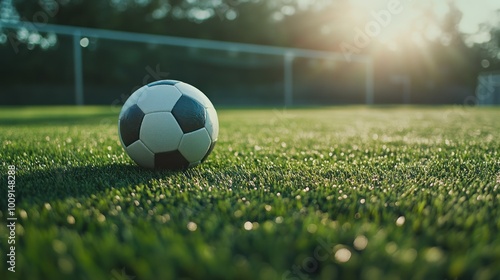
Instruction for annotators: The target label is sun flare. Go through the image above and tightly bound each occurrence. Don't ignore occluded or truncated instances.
[344,0,450,50]
[345,0,500,49]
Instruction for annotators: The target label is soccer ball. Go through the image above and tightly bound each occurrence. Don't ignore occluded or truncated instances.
[118,80,218,170]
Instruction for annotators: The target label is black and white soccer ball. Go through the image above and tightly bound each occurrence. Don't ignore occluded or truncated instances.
[118,80,218,170]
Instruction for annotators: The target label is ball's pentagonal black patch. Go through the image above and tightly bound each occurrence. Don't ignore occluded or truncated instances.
[201,141,217,163]
[155,150,190,170]
[148,80,180,87]
[120,104,145,147]
[172,96,206,133]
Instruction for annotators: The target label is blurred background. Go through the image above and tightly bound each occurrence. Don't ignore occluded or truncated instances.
[0,0,499,106]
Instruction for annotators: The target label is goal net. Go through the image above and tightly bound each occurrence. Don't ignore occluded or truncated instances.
[476,72,500,105]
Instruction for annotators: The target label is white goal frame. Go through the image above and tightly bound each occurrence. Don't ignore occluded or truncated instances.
[1,21,374,106]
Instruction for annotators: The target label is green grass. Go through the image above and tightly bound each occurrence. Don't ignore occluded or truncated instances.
[1,106,499,280]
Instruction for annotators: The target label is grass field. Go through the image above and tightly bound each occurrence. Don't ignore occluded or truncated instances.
[0,106,499,280]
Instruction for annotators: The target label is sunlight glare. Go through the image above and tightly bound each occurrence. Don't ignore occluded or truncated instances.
[345,0,500,47]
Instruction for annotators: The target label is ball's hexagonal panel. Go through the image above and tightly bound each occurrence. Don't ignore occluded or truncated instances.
[155,150,190,170]
[119,104,145,147]
[148,80,181,87]
[125,140,155,169]
[201,141,217,163]
[205,106,219,142]
[174,82,214,108]
[136,85,182,114]
[178,128,211,163]
[172,96,206,133]
[140,112,183,153]
[119,86,147,119]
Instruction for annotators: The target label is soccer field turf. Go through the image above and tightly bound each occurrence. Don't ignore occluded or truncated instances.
[0,106,499,280]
